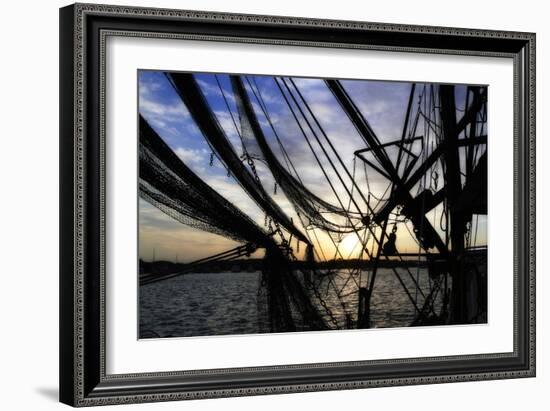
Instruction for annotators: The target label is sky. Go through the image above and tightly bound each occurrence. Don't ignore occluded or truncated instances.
[138,70,487,263]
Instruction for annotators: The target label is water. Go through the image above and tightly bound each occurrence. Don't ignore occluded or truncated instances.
[139,268,443,338]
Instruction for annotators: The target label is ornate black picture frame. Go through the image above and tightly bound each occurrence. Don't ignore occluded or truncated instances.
[59,3,535,407]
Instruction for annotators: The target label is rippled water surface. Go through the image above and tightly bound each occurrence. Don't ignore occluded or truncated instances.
[139,268,443,338]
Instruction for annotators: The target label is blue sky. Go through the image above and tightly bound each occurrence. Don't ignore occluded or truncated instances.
[138,71,485,263]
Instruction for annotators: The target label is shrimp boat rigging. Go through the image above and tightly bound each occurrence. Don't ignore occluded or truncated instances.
[139,71,488,332]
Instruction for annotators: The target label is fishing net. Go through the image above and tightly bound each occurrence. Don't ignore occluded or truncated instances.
[140,116,271,246]
[166,72,311,245]
[229,75,357,235]
[139,115,328,332]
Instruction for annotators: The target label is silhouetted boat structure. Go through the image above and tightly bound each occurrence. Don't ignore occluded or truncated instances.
[139,72,487,332]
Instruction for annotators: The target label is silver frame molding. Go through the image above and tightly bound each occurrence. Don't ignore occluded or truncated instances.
[59,3,535,407]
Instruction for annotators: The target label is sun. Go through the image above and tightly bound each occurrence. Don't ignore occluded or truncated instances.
[337,233,362,259]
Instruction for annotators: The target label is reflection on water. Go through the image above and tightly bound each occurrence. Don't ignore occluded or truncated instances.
[139,268,444,338]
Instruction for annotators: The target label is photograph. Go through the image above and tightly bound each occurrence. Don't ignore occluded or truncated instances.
[138,71,488,339]
[54,1,536,407]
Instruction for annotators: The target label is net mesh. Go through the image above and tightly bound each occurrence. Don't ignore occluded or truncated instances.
[139,115,328,332]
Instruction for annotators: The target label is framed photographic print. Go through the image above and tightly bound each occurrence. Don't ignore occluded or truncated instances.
[59,3,536,407]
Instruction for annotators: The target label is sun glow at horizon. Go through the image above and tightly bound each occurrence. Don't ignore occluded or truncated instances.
[336,232,363,259]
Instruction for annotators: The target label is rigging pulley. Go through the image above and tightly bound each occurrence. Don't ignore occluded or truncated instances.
[383,224,398,256]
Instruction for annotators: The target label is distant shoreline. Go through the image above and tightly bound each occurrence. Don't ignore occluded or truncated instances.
[140,257,426,275]
[140,248,487,277]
